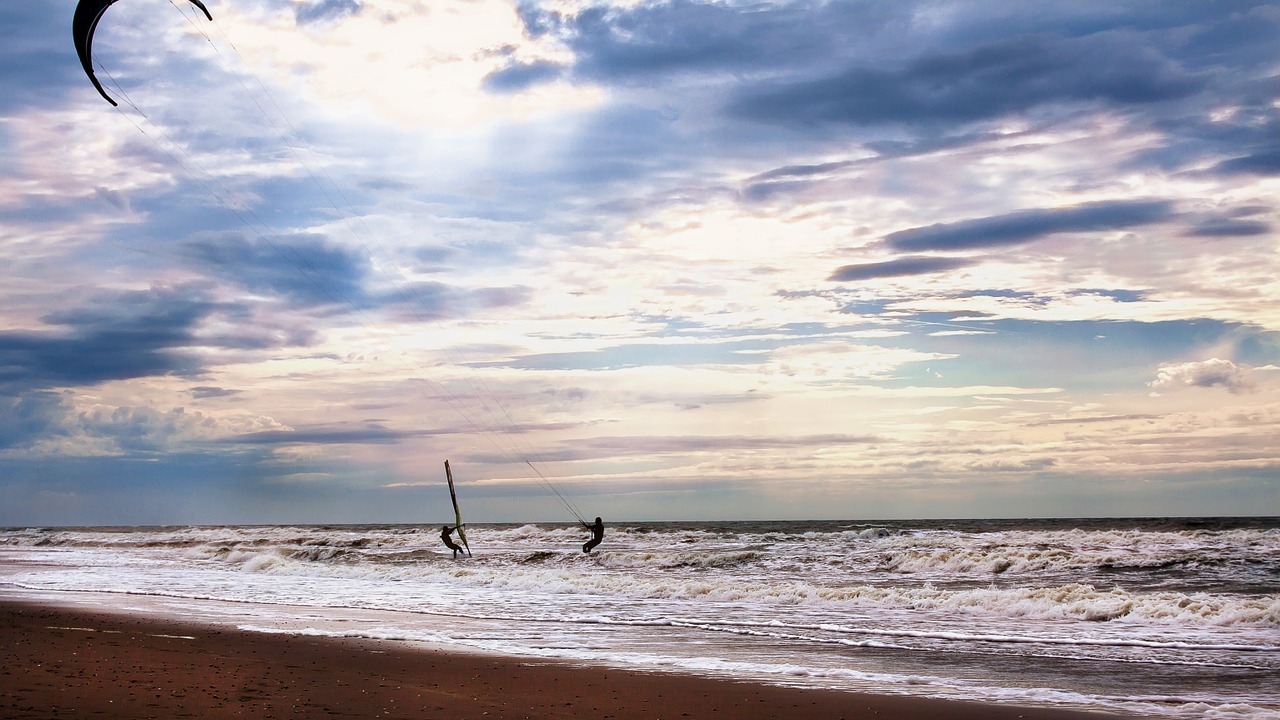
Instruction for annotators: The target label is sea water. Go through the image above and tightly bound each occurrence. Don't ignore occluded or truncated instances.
[2,518,1278,719]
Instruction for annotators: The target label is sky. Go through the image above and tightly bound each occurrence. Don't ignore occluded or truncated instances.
[1,0,1278,525]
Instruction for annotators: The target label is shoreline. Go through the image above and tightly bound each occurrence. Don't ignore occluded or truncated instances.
[1,598,1139,719]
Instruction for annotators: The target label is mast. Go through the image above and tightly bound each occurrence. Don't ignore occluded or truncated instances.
[444,460,472,557]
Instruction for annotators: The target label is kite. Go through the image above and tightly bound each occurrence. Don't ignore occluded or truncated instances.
[72,0,213,106]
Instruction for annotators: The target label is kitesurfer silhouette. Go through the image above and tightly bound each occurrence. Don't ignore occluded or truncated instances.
[441,525,464,559]
[582,517,604,553]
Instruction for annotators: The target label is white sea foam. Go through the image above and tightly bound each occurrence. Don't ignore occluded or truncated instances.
[4,518,1278,719]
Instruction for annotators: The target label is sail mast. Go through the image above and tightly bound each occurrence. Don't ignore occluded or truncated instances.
[444,460,472,557]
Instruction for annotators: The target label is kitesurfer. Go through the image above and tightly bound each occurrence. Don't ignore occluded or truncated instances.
[582,517,604,553]
[440,525,464,559]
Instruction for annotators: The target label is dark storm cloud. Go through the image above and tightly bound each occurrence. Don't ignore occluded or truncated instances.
[518,1,1268,92]
[506,0,1278,197]
[1177,3,1280,67]
[0,392,68,450]
[1087,8,1277,177]
[182,235,528,322]
[1186,208,1272,237]
[484,60,566,93]
[739,159,860,200]
[378,281,454,321]
[0,286,312,396]
[829,256,975,282]
[1135,108,1279,178]
[0,4,82,112]
[750,159,860,183]
[729,33,1203,127]
[0,288,217,393]
[517,0,849,82]
[509,1,1248,206]
[885,200,1174,252]
[183,234,370,309]
[0,195,92,229]
[739,128,1043,204]
[295,0,363,26]
[378,281,531,324]
[1212,149,1280,177]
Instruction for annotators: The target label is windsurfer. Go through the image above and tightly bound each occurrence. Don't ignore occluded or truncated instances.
[441,525,464,559]
[582,517,604,553]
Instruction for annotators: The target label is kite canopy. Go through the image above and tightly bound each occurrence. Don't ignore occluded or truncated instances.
[72,0,213,106]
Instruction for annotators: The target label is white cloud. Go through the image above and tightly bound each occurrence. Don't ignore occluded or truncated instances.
[1148,358,1257,395]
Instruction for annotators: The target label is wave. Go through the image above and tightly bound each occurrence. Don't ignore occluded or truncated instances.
[866,527,1280,577]
[6,519,1278,720]
[597,549,767,570]
[6,523,1278,632]
[167,542,1280,630]
[705,618,1280,656]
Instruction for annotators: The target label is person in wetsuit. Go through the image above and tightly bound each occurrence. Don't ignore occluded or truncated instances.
[582,516,604,553]
[440,525,464,559]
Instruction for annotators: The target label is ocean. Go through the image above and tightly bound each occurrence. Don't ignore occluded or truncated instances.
[2,517,1277,719]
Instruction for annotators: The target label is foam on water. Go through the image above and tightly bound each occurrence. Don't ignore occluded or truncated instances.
[3,518,1278,719]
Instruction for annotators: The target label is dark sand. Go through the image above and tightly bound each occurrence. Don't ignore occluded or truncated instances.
[1,600,1138,719]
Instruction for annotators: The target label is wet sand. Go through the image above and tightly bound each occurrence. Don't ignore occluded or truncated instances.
[1,599,1137,719]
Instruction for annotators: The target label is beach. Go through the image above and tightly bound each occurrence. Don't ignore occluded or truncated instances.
[2,599,1137,720]
[3,520,1276,718]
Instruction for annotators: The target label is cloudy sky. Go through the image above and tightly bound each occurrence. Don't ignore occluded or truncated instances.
[2,0,1278,525]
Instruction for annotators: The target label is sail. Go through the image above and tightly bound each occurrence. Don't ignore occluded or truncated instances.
[443,460,472,557]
